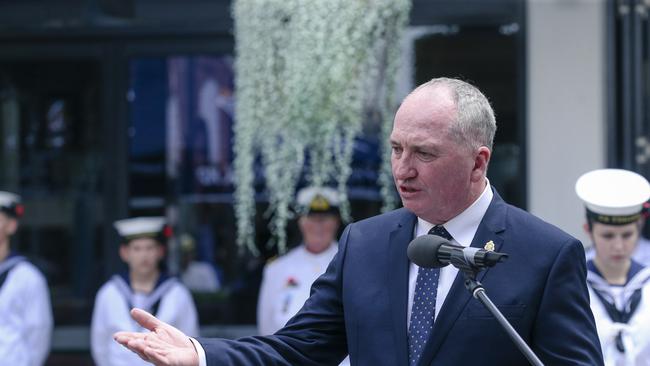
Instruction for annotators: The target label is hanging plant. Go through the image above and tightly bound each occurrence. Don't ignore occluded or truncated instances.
[233,0,411,254]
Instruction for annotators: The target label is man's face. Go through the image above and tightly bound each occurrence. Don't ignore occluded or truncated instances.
[390,86,486,224]
[299,213,340,254]
[119,237,164,277]
[590,222,639,268]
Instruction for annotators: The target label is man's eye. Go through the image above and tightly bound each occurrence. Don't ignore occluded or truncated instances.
[417,151,434,160]
[392,146,402,154]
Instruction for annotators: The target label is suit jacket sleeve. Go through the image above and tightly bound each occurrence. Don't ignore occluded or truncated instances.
[197,225,351,366]
[532,238,604,365]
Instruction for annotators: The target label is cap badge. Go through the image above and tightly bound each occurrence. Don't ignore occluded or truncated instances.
[309,195,330,211]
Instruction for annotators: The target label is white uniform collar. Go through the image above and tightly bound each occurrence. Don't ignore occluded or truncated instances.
[416,180,493,247]
[300,242,338,258]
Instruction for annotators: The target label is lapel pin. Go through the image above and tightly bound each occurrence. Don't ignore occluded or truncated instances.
[484,240,495,252]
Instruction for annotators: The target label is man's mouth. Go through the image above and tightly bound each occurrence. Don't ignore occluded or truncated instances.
[399,185,419,194]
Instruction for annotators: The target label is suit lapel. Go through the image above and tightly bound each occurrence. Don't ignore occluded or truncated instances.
[388,209,417,366]
[417,191,508,366]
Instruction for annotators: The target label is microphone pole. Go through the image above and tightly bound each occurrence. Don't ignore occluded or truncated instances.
[449,252,544,366]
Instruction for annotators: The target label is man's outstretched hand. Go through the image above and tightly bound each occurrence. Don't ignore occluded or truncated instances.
[114,308,200,366]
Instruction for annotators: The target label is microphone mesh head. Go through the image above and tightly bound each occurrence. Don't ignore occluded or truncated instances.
[407,235,449,268]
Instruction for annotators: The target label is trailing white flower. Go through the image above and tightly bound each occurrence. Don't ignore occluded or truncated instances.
[233,0,411,254]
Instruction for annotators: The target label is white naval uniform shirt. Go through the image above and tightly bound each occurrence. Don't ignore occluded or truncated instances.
[0,255,53,366]
[91,274,199,366]
[256,243,350,366]
[587,262,650,365]
[257,243,338,335]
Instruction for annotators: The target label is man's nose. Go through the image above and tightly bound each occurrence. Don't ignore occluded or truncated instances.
[393,155,416,180]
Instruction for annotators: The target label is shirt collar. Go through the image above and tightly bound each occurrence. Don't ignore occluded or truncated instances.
[587,259,646,285]
[0,250,20,264]
[416,180,493,247]
[119,271,170,293]
[301,242,338,258]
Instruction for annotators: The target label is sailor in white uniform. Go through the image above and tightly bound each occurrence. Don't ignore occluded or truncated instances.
[91,217,199,366]
[0,191,53,366]
[576,169,650,365]
[257,186,350,365]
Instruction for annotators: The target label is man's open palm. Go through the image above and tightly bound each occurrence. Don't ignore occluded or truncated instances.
[113,308,199,366]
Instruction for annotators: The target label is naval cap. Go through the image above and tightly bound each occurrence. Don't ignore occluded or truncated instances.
[0,191,23,218]
[114,216,170,242]
[575,169,650,225]
[296,186,340,215]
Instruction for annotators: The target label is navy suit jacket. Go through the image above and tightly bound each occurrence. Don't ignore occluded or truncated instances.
[199,191,603,365]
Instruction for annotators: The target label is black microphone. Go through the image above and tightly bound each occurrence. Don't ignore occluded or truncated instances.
[407,234,508,269]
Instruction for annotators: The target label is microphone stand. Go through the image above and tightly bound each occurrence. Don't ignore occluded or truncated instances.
[449,253,544,366]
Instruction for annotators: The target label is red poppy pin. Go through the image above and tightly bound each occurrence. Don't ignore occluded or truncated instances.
[286,277,299,287]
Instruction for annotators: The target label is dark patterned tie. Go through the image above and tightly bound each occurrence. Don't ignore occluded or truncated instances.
[408,225,453,366]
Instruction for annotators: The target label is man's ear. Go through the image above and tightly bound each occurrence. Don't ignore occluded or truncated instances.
[333,216,341,229]
[471,146,491,182]
[582,223,591,235]
[119,244,129,262]
[298,216,307,229]
[156,244,166,260]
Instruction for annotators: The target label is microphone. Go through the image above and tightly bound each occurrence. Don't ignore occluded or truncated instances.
[407,234,508,269]
[407,236,542,366]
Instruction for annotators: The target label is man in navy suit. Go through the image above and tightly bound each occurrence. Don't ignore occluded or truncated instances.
[115,78,604,365]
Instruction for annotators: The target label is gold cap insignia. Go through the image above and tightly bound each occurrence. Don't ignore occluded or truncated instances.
[309,194,330,212]
[484,240,495,252]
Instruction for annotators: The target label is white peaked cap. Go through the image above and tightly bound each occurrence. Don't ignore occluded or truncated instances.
[575,169,650,216]
[114,216,166,239]
[0,191,20,209]
[296,186,340,214]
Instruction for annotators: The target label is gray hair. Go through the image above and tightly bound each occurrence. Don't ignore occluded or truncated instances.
[413,77,497,151]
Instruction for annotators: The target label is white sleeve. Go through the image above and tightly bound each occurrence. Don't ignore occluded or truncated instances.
[90,288,111,366]
[24,271,52,366]
[189,337,207,366]
[256,265,275,335]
